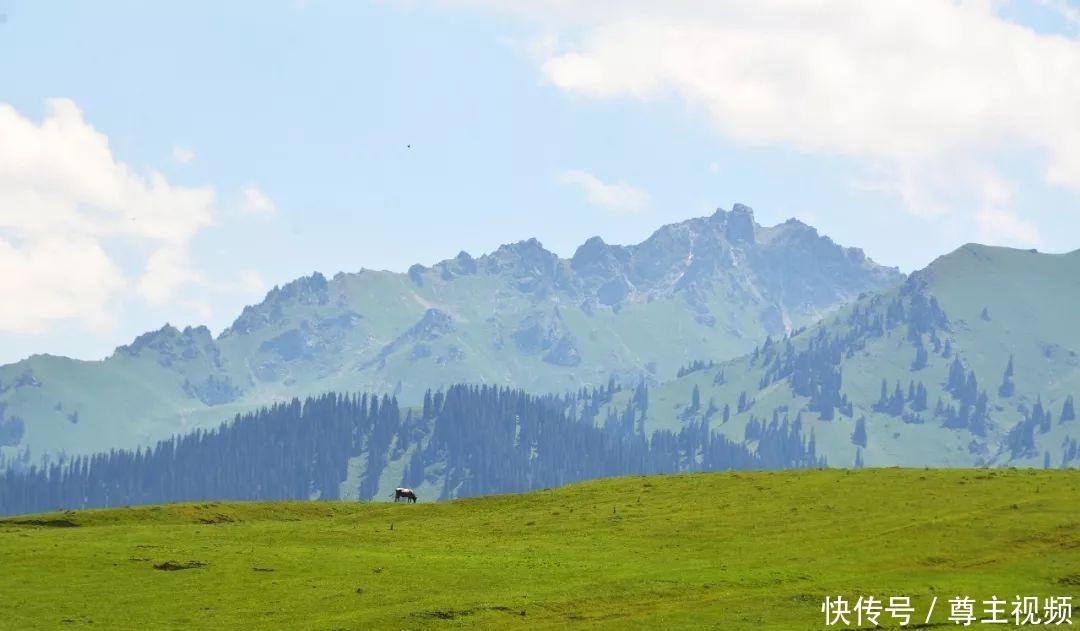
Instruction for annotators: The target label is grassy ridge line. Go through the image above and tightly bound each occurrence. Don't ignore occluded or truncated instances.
[1,469,1078,630]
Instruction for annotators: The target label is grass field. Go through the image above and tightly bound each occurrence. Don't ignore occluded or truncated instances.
[1,469,1078,630]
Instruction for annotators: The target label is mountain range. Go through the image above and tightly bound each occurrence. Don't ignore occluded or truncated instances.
[6,240,1079,513]
[5,205,1080,474]
[0,204,901,462]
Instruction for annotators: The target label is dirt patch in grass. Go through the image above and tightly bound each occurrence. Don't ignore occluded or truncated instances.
[412,608,476,620]
[4,518,79,528]
[411,605,524,620]
[1058,573,1080,586]
[196,513,237,525]
[153,560,206,571]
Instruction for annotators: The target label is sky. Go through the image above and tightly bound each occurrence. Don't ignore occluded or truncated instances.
[1,0,1079,364]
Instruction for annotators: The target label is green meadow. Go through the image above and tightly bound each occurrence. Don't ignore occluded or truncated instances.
[1,469,1077,630]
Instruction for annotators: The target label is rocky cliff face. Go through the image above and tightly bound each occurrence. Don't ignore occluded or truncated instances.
[564,205,896,332]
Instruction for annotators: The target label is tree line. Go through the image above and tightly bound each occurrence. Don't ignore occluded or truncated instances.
[0,384,822,516]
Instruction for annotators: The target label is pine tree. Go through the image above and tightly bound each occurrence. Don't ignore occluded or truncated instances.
[634,378,649,412]
[690,384,701,413]
[705,397,718,419]
[890,381,905,416]
[912,341,928,371]
[998,355,1015,398]
[912,382,928,411]
[851,416,868,447]
[947,356,965,395]
[964,371,978,404]
[970,391,989,436]
[1061,395,1076,423]
[1033,398,1051,434]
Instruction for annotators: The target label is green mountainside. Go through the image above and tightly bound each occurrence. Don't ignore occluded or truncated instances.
[614,245,1080,468]
[0,205,899,461]
[2,469,1077,630]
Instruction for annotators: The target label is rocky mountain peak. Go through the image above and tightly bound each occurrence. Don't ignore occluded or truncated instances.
[724,203,757,243]
[570,236,630,278]
[483,238,558,275]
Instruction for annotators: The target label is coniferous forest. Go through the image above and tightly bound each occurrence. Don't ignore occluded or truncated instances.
[0,384,822,516]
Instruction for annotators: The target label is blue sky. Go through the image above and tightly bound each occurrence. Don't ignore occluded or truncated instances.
[1,0,1079,363]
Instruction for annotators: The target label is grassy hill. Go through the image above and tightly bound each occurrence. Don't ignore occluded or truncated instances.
[616,245,1080,468]
[1,469,1077,630]
[0,206,899,463]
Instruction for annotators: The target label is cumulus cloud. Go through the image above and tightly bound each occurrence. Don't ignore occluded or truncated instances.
[558,169,649,211]
[172,145,195,164]
[239,185,277,215]
[0,98,216,333]
[447,0,1080,243]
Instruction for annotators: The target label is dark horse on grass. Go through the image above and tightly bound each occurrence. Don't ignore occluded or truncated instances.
[392,487,418,503]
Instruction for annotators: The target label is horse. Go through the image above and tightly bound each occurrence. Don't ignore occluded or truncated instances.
[392,487,418,503]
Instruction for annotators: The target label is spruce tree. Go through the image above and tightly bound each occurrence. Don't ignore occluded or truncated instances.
[890,381,905,416]
[947,356,965,394]
[912,342,928,371]
[998,355,1015,398]
[912,382,928,411]
[1033,398,1051,434]
[1061,395,1076,423]
[851,416,868,447]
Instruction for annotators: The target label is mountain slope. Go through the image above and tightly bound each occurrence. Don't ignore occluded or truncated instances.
[2,470,1078,630]
[615,244,1080,468]
[0,205,900,461]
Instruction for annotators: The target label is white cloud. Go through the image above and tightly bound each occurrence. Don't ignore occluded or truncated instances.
[977,208,1040,245]
[448,0,1080,240]
[239,185,277,215]
[558,169,648,211]
[172,145,195,164]
[972,168,1038,245]
[0,98,216,333]
[0,235,123,332]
